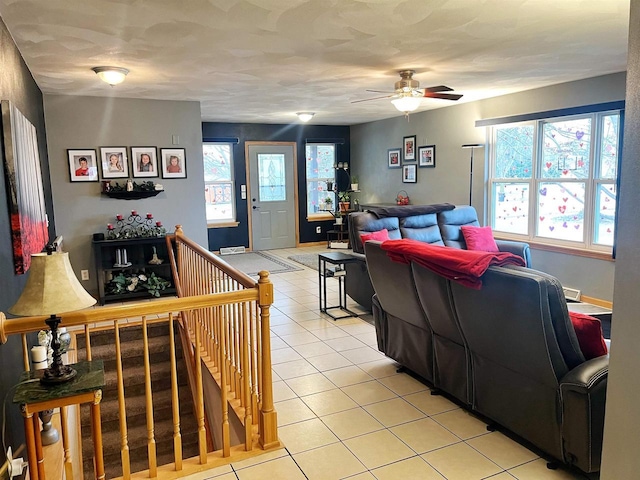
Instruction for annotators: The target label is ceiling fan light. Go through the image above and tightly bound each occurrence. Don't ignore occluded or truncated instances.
[92,66,129,86]
[391,96,421,113]
[296,112,315,122]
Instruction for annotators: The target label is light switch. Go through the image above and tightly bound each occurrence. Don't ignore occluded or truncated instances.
[172,135,179,145]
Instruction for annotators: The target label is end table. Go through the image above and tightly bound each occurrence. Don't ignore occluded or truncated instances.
[13,360,106,480]
[318,252,360,320]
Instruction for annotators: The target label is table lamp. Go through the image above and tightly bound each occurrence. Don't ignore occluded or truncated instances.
[9,246,96,385]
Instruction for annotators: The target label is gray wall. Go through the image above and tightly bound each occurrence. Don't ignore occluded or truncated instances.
[44,95,206,296]
[350,72,626,301]
[601,1,640,476]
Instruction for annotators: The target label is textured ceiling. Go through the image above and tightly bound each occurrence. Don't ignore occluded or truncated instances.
[0,0,630,125]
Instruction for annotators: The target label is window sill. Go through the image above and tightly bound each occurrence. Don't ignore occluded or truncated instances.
[494,235,614,261]
[207,221,240,229]
[308,213,335,222]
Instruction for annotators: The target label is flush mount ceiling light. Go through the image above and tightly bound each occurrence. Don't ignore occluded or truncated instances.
[92,66,129,86]
[296,112,315,122]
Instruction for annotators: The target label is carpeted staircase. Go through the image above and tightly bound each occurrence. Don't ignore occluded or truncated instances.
[76,322,200,479]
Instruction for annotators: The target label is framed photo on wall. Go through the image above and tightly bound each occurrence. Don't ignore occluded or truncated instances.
[68,149,98,182]
[403,135,416,162]
[100,147,128,178]
[418,145,436,168]
[160,148,187,178]
[402,164,417,183]
[131,147,159,178]
[388,148,401,168]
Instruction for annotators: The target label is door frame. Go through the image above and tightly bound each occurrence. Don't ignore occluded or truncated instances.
[245,141,299,251]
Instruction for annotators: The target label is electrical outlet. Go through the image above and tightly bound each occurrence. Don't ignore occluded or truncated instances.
[316,226,321,234]
[81,270,89,281]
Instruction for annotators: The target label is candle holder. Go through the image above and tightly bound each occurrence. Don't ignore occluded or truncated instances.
[106,211,166,240]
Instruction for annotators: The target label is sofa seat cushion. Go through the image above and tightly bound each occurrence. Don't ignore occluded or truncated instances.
[569,311,608,360]
[361,229,390,243]
[461,225,499,252]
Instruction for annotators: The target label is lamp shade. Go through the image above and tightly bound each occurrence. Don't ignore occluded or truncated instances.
[92,66,129,86]
[9,252,96,316]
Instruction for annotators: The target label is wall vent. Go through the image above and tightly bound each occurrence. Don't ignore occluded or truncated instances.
[563,287,581,302]
[219,246,246,255]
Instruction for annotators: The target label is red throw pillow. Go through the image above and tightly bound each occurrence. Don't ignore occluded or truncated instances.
[360,228,390,243]
[461,225,499,252]
[569,311,608,360]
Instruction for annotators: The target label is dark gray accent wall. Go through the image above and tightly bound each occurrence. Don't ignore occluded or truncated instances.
[601,2,640,477]
[0,16,54,461]
[201,123,350,251]
[44,95,206,297]
[350,73,626,301]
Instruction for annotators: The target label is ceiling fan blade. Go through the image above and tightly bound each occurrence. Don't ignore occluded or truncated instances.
[351,94,395,104]
[422,85,454,93]
[423,92,463,101]
[366,89,396,94]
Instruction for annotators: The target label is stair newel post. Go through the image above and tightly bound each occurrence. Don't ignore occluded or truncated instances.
[142,316,158,477]
[257,271,279,449]
[168,312,183,470]
[114,320,131,479]
[194,307,208,464]
[217,303,231,456]
[241,302,253,450]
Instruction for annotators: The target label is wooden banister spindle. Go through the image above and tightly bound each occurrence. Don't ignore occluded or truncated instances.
[142,316,157,477]
[168,313,183,470]
[60,407,73,480]
[114,320,131,479]
[194,309,207,464]
[21,334,29,371]
[218,310,231,457]
[241,303,252,450]
[84,324,92,361]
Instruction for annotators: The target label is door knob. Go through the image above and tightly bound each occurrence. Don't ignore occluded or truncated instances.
[253,206,259,210]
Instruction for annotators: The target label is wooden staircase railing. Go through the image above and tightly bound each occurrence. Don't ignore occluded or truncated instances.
[0,226,279,480]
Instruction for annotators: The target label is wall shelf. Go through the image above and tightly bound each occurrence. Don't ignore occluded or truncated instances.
[102,190,163,200]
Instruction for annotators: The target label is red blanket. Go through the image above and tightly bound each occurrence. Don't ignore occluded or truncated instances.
[380,239,526,289]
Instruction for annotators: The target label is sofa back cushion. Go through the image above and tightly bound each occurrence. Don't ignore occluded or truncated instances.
[438,206,480,249]
[400,213,445,245]
[349,212,401,254]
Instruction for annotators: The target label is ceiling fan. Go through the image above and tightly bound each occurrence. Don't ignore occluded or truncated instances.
[352,70,463,116]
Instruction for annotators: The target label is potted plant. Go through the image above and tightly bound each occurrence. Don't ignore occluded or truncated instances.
[351,175,359,191]
[332,208,343,225]
[338,191,350,213]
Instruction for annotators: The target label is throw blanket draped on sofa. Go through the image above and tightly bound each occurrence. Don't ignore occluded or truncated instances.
[381,239,526,289]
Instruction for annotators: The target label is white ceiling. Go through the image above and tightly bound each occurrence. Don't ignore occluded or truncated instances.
[0,0,630,125]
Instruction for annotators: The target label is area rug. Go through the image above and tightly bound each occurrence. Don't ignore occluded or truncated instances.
[217,251,302,276]
[287,253,320,271]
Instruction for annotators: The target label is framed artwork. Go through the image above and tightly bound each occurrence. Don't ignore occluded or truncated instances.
[100,147,128,178]
[2,101,49,274]
[402,164,417,183]
[418,145,436,168]
[388,148,401,168]
[160,148,187,178]
[403,135,416,162]
[68,149,99,182]
[131,147,159,178]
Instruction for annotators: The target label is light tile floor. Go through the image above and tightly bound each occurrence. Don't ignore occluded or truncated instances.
[184,245,598,480]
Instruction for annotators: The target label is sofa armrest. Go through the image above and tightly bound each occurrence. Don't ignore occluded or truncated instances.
[344,252,374,311]
[495,239,531,267]
[559,355,609,473]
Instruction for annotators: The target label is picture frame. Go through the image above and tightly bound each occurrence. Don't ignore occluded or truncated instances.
[403,135,417,162]
[131,147,159,178]
[68,149,99,182]
[160,148,187,178]
[388,148,401,168]
[402,164,417,183]
[418,145,436,168]
[100,147,129,178]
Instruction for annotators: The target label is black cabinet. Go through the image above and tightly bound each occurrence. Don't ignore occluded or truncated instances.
[92,236,175,305]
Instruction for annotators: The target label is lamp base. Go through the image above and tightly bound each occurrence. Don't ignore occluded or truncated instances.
[40,365,77,385]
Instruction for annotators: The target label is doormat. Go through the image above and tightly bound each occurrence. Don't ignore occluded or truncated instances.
[217,251,303,276]
[287,253,320,271]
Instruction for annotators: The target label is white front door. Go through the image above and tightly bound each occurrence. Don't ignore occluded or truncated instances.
[247,143,297,250]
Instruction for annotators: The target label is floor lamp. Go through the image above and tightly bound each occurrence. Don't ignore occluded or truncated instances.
[462,144,484,206]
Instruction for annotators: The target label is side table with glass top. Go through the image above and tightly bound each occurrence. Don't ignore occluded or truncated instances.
[13,360,106,480]
[318,252,360,320]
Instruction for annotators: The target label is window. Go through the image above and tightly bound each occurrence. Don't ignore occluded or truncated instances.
[489,111,620,251]
[203,143,235,223]
[306,143,336,217]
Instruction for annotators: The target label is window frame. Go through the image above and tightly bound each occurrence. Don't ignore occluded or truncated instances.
[488,110,620,254]
[306,142,337,220]
[203,142,236,226]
